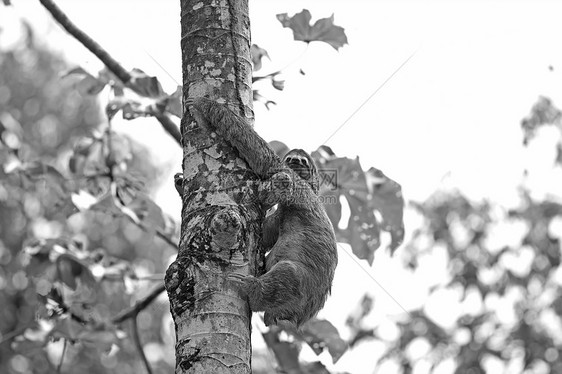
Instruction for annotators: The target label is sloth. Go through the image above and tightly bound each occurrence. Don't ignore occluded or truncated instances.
[186,97,338,327]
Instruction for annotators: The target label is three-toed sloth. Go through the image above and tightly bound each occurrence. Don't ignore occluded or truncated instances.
[187,98,338,327]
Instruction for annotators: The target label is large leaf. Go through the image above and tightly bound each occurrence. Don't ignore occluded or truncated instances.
[313,150,381,264]
[277,9,348,50]
[250,44,270,71]
[298,318,348,363]
[56,253,96,291]
[261,328,301,373]
[366,167,405,252]
[128,68,165,98]
[127,193,167,232]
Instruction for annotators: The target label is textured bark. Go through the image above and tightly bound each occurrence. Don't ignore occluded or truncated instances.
[165,0,259,373]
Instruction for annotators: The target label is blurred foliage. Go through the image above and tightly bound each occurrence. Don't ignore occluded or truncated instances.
[333,96,562,373]
[345,189,562,372]
[521,96,562,165]
[0,24,174,374]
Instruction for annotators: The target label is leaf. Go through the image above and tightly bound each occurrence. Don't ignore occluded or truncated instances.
[56,253,96,291]
[56,255,79,290]
[62,66,91,78]
[127,193,166,232]
[398,310,450,348]
[346,294,374,327]
[277,9,348,50]
[261,329,301,373]
[62,67,107,95]
[78,75,106,95]
[521,96,562,145]
[250,44,270,71]
[366,167,405,253]
[347,194,380,264]
[165,85,183,117]
[105,94,156,121]
[315,154,381,264]
[323,196,342,230]
[63,67,115,96]
[271,77,285,91]
[311,146,405,262]
[129,68,164,98]
[121,101,151,120]
[105,97,130,120]
[68,138,110,197]
[98,68,122,90]
[299,319,348,363]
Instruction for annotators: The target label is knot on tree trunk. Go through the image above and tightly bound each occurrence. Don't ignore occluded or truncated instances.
[210,208,242,251]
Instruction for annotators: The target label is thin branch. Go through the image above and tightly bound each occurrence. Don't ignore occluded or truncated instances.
[154,113,181,145]
[110,182,178,251]
[112,284,166,324]
[155,227,179,249]
[39,0,182,145]
[39,0,131,83]
[131,316,153,374]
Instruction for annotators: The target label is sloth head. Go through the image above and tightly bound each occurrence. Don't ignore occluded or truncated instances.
[283,149,319,193]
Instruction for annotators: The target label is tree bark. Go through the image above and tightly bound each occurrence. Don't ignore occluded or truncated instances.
[165,0,259,373]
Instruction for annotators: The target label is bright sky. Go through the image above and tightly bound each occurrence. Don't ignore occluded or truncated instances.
[10,0,562,205]
[6,0,562,372]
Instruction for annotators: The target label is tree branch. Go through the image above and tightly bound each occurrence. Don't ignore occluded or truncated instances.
[39,0,181,146]
[131,316,153,374]
[112,283,166,324]
[39,0,131,83]
[154,113,181,145]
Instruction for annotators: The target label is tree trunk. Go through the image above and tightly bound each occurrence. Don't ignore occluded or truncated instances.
[165,0,259,373]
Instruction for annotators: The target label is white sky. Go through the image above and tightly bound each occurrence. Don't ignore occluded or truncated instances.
[10,0,562,206]
[6,0,562,372]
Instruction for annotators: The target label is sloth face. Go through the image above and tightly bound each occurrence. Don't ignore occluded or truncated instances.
[283,149,317,187]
